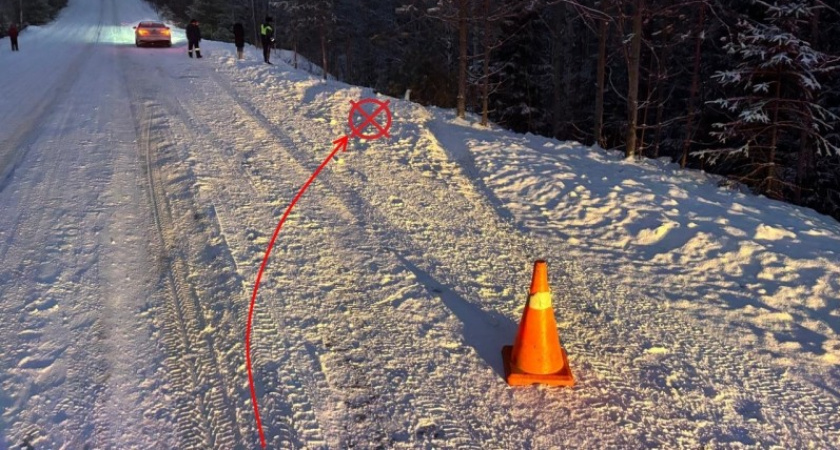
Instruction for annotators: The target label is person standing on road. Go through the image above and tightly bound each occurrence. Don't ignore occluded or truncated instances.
[260,17,274,64]
[8,23,19,51]
[186,19,202,58]
[233,22,245,60]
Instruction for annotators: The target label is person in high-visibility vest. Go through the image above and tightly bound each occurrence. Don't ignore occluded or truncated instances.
[260,17,274,64]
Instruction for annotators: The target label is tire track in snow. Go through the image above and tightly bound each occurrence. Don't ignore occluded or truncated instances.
[149,65,333,448]
[0,0,106,261]
[212,75,501,447]
[108,5,225,449]
[132,99,219,448]
[119,63,244,447]
[0,2,120,446]
[0,0,105,193]
[167,65,593,449]
[121,61,334,448]
[164,65,494,448]
[156,72,395,448]
[87,1,170,445]
[0,83,107,448]
[142,64,410,447]
[201,63,840,448]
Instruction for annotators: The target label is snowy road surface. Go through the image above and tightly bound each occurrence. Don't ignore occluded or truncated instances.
[1,0,839,448]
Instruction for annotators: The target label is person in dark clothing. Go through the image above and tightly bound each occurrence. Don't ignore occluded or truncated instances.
[260,17,274,64]
[8,23,19,51]
[233,22,245,60]
[186,19,202,58]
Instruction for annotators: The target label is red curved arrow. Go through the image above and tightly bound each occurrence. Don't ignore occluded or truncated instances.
[246,135,349,448]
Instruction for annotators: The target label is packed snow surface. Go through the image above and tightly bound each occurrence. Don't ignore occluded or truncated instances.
[1,0,838,448]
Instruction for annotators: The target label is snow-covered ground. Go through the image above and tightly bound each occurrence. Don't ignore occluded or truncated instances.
[1,0,838,448]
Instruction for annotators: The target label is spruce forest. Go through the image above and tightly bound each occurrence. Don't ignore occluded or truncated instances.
[4,0,840,221]
[0,0,67,32]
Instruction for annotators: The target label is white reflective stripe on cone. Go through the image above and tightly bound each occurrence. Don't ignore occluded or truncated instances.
[528,291,552,310]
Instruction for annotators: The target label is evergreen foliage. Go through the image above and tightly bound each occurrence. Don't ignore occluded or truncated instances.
[707,0,839,198]
[16,0,840,220]
[0,0,67,33]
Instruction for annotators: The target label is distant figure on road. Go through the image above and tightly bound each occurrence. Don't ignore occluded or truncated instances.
[186,19,202,58]
[8,23,19,51]
[260,17,274,64]
[233,22,244,60]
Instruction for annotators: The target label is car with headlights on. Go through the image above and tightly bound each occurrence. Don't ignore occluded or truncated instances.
[134,21,171,47]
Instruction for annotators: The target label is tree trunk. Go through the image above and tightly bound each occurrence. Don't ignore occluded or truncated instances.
[681,2,704,168]
[625,0,643,159]
[251,0,259,48]
[797,5,820,202]
[796,129,810,203]
[594,18,607,147]
[767,72,781,197]
[321,24,328,80]
[470,0,481,114]
[480,0,491,126]
[552,3,573,138]
[345,39,352,81]
[639,55,655,157]
[653,93,664,158]
[457,0,469,118]
[652,26,671,159]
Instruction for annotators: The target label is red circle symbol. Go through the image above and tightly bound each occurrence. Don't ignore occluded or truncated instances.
[348,99,392,140]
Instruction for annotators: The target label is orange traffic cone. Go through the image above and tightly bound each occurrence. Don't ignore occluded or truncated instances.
[502,260,574,386]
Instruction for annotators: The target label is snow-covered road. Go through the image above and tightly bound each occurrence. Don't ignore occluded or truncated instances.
[1,0,838,448]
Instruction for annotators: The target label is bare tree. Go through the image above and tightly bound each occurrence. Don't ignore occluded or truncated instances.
[680,1,705,168]
[594,14,608,147]
[457,0,469,118]
[624,0,643,158]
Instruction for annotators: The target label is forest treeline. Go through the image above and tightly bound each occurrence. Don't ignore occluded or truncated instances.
[0,0,67,34]
[9,0,840,221]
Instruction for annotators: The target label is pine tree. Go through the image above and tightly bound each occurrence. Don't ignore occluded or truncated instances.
[707,0,839,198]
[490,2,553,133]
[17,0,52,24]
[392,0,459,106]
[187,0,225,37]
